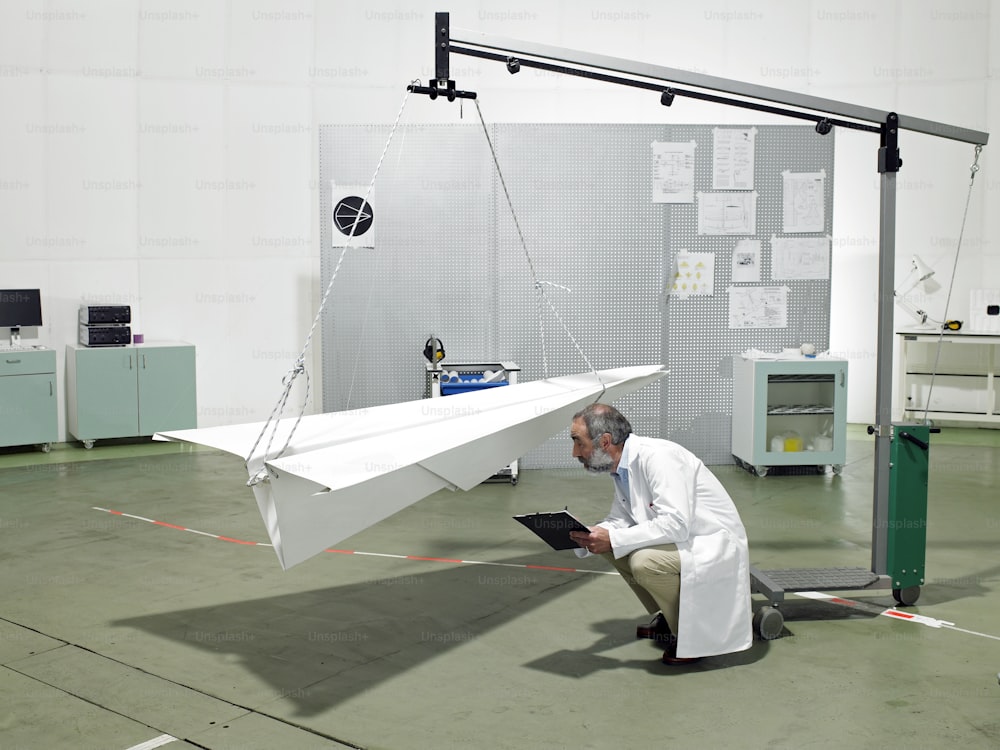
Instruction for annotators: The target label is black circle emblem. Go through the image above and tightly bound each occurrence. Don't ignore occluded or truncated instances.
[333,196,374,237]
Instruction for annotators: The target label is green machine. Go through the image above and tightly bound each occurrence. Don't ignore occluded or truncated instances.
[883,423,932,605]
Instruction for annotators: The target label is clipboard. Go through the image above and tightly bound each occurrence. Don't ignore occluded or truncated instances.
[513,510,590,551]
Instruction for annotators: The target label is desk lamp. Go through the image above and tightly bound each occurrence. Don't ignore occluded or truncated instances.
[893,255,938,328]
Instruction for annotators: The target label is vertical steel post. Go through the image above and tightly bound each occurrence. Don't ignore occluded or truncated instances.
[872,113,902,575]
[435,11,450,83]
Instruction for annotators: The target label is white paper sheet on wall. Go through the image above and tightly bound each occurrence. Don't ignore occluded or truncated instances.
[670,251,715,297]
[770,236,831,280]
[782,170,825,233]
[697,191,757,235]
[728,285,788,328]
[651,140,696,203]
[712,127,756,190]
[731,239,761,283]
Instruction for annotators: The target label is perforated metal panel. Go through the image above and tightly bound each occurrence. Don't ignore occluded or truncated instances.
[319,124,496,413]
[489,124,665,467]
[319,123,834,467]
[662,125,836,463]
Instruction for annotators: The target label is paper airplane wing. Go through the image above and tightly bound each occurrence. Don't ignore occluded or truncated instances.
[156,365,666,569]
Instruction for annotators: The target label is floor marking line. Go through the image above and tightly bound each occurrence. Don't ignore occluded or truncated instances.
[881,609,954,628]
[90,508,1000,636]
[941,624,1000,642]
[183,528,222,539]
[124,733,177,750]
[351,551,409,559]
[91,507,610,576]
[793,590,1000,642]
[153,521,186,531]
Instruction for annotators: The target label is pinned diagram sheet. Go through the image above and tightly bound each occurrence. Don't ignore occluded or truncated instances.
[698,191,757,235]
[651,140,696,203]
[770,236,831,280]
[712,127,756,190]
[728,285,788,328]
[670,251,715,298]
[782,170,826,233]
[731,239,761,283]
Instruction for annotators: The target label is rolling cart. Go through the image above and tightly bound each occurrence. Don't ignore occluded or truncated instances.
[751,423,932,639]
[425,360,521,484]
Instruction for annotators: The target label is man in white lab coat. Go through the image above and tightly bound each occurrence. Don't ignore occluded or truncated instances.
[568,403,752,664]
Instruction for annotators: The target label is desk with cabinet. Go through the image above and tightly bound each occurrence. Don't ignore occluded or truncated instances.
[897,329,1000,425]
[0,347,58,451]
[66,341,197,448]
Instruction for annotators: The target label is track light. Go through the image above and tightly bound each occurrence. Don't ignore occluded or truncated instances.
[506,57,520,74]
[660,89,675,107]
[815,118,833,135]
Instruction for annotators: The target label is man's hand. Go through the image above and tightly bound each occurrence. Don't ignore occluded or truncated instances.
[569,525,611,554]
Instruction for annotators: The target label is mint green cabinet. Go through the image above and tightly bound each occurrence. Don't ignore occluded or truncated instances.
[0,348,57,450]
[66,342,196,447]
[731,357,848,477]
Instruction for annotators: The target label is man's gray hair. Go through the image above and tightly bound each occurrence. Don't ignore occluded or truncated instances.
[573,403,633,446]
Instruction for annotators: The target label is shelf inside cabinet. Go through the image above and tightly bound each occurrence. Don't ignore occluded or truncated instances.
[766,404,835,415]
[767,373,835,383]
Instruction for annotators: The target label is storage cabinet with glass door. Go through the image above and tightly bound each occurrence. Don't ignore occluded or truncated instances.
[731,356,848,477]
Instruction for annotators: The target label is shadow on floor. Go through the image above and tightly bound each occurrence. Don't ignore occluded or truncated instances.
[112,554,607,717]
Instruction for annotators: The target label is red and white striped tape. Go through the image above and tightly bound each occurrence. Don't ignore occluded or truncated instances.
[91,506,614,576]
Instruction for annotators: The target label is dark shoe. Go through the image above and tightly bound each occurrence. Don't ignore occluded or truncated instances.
[636,612,672,641]
[661,644,702,666]
[662,652,702,666]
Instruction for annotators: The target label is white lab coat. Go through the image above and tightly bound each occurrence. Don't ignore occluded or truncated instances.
[579,435,752,658]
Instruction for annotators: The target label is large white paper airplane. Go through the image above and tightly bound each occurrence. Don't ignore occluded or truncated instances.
[156,364,666,569]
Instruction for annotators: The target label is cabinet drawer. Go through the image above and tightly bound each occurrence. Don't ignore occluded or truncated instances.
[0,349,56,376]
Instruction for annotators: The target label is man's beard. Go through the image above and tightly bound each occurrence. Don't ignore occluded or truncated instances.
[582,444,614,474]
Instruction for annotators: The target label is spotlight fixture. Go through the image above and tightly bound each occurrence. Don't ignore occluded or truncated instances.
[815,118,833,135]
[660,89,675,107]
[506,57,521,74]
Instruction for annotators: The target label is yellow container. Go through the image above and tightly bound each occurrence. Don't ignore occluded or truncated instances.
[783,435,803,452]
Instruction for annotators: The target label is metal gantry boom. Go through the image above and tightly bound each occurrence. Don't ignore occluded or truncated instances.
[411,12,989,582]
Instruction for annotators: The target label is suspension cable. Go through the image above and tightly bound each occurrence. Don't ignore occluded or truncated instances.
[922,144,983,424]
[471,98,599,381]
[245,85,416,485]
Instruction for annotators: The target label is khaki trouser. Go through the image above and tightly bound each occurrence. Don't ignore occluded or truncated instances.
[601,543,682,634]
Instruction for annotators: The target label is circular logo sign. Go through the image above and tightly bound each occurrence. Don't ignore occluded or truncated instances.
[333,196,374,237]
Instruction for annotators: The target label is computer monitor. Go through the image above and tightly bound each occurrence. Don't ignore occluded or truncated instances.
[0,289,43,345]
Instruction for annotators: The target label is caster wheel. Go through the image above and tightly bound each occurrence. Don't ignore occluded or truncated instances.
[40,443,52,453]
[83,440,95,450]
[754,606,784,640]
[754,465,769,478]
[511,476,519,486]
[893,586,920,606]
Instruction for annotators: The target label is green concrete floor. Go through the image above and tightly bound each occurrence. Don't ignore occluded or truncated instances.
[1,427,999,749]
